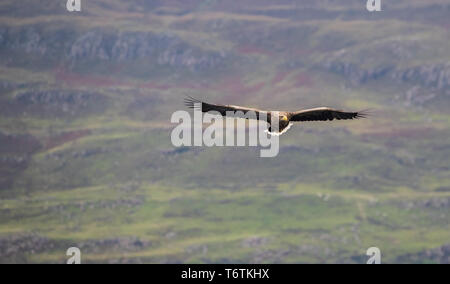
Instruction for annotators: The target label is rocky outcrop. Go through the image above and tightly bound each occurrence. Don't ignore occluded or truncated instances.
[77,237,151,254]
[0,26,227,72]
[14,90,108,116]
[0,233,151,263]
[70,30,227,70]
[321,58,450,93]
[16,90,100,107]
[396,244,450,264]
[401,197,450,210]
[401,86,437,107]
[321,58,394,85]
[0,26,65,56]
[0,233,69,263]
[393,63,450,92]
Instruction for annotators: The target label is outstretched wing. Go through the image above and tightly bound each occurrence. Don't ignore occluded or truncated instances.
[184,96,270,121]
[289,107,367,122]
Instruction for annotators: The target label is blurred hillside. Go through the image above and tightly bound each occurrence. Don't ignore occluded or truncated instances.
[0,0,449,263]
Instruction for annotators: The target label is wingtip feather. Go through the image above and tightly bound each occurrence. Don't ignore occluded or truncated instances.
[356,108,373,119]
[183,95,202,110]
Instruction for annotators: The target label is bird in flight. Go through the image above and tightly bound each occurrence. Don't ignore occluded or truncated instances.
[184,96,368,135]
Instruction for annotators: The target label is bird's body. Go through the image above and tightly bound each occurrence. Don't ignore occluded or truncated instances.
[184,97,367,135]
[267,113,291,134]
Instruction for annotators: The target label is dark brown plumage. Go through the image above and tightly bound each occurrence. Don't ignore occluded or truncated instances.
[184,96,367,135]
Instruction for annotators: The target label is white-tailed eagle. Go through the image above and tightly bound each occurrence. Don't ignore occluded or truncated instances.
[184,96,367,135]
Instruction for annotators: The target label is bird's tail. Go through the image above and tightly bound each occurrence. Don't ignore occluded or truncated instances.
[264,123,293,136]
